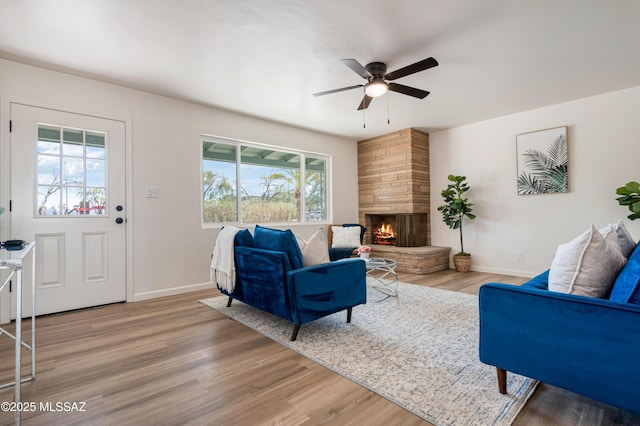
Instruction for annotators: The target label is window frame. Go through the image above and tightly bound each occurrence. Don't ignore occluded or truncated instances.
[201,134,332,228]
[35,122,108,217]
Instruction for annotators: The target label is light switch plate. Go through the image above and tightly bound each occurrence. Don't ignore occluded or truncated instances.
[146,186,159,198]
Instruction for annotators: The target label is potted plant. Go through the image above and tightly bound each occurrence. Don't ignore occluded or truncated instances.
[357,245,372,260]
[616,181,640,221]
[437,175,476,272]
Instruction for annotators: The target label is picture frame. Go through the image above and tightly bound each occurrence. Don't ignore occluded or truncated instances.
[516,126,568,195]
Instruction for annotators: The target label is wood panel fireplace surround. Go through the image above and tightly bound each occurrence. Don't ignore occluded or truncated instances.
[358,129,450,274]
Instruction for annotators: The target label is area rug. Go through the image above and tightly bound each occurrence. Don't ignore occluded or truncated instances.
[200,282,538,425]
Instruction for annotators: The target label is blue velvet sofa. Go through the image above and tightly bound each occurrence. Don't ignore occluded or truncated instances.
[217,226,367,341]
[479,241,640,414]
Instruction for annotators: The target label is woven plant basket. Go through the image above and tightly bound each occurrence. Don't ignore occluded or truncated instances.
[453,254,471,272]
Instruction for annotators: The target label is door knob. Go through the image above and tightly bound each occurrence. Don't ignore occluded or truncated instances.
[115,217,124,224]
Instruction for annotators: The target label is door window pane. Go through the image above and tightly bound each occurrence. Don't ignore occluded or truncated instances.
[86,159,105,187]
[62,128,84,156]
[37,185,61,215]
[85,188,106,215]
[36,124,107,217]
[63,185,84,215]
[37,155,61,185]
[63,157,84,184]
[37,124,61,155]
[86,131,106,159]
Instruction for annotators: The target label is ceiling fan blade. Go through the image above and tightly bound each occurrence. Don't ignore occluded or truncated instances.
[388,83,430,99]
[384,57,438,81]
[341,58,372,79]
[357,95,373,110]
[313,84,363,97]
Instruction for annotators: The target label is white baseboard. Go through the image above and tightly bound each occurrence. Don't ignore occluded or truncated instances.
[461,264,536,279]
[133,281,216,302]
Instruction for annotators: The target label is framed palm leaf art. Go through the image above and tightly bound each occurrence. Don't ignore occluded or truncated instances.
[516,126,568,195]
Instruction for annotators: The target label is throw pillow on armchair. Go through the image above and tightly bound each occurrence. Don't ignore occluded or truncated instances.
[328,224,366,261]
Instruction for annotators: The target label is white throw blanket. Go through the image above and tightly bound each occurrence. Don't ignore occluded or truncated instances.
[210,226,241,293]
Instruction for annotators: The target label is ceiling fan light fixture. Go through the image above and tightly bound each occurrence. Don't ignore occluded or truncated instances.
[364,79,388,97]
[314,57,438,111]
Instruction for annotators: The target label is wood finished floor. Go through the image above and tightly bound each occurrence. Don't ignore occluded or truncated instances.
[1,270,638,425]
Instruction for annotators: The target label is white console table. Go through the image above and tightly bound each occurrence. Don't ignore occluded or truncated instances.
[0,242,36,426]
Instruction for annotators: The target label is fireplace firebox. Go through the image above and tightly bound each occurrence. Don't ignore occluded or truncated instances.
[365,213,428,248]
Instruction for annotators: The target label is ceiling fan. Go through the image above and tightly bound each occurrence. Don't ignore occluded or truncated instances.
[313,57,439,110]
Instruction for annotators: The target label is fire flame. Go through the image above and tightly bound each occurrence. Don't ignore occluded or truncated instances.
[374,223,396,244]
[377,223,395,237]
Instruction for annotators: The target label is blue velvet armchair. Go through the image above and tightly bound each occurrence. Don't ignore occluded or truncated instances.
[217,226,367,341]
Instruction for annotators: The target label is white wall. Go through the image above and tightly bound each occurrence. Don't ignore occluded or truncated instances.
[430,85,640,277]
[0,59,360,300]
[3,60,639,294]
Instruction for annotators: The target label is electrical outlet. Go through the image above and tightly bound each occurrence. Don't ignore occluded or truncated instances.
[516,252,524,262]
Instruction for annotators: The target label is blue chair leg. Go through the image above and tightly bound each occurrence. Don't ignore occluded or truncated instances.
[497,368,507,394]
[291,324,301,341]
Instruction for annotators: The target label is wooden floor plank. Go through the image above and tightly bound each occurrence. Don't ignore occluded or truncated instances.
[1,270,638,425]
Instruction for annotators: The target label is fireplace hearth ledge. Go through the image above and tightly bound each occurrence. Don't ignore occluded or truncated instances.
[369,245,451,274]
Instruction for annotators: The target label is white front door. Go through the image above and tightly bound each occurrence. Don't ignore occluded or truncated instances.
[10,103,127,316]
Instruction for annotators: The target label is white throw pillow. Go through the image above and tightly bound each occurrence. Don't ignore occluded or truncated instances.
[296,228,330,266]
[331,226,361,248]
[548,225,626,298]
[599,220,636,259]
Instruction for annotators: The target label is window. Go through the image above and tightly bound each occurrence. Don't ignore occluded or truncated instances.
[304,156,327,221]
[36,124,107,216]
[202,136,329,225]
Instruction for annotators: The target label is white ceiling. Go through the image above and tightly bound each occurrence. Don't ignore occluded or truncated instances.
[2,0,640,140]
